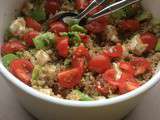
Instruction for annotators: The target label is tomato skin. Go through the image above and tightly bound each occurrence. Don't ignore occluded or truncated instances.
[104,43,123,59]
[88,54,111,73]
[72,57,85,75]
[73,44,90,59]
[58,68,81,88]
[119,81,140,94]
[103,69,138,94]
[75,0,88,10]
[56,36,69,58]
[45,0,61,14]
[103,69,119,86]
[1,40,27,54]
[119,19,140,32]
[79,34,90,43]
[119,62,135,75]
[130,58,151,76]
[9,59,33,85]
[21,31,39,46]
[85,16,108,33]
[50,21,68,34]
[25,17,42,32]
[140,32,157,52]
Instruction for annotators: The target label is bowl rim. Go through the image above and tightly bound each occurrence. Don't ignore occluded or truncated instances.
[0,61,160,107]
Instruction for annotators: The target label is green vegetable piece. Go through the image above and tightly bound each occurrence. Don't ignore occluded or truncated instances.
[32,65,42,80]
[155,39,160,52]
[33,32,55,49]
[71,24,87,33]
[2,54,18,68]
[31,8,46,21]
[72,90,94,101]
[136,11,152,22]
[60,32,68,36]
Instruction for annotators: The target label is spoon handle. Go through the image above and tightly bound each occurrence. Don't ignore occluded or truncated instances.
[88,0,141,22]
[77,0,106,20]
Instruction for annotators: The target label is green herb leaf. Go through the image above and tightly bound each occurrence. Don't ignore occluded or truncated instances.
[72,90,94,101]
[33,32,55,49]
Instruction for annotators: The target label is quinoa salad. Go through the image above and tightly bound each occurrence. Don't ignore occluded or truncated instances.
[1,0,160,101]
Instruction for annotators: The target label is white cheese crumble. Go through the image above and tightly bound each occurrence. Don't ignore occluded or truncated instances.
[128,34,148,55]
[35,50,51,65]
[10,17,26,36]
[113,63,122,80]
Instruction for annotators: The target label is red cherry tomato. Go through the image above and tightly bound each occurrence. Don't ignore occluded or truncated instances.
[103,69,119,86]
[119,62,135,75]
[73,44,90,59]
[1,40,27,54]
[88,54,111,73]
[56,36,69,58]
[119,19,140,32]
[104,43,123,58]
[79,34,90,43]
[21,31,39,46]
[72,57,85,75]
[45,0,61,14]
[119,81,140,94]
[85,16,108,33]
[50,21,68,34]
[25,17,42,32]
[140,32,157,52]
[130,58,151,76]
[103,69,137,94]
[57,68,82,88]
[9,59,33,85]
[75,0,88,10]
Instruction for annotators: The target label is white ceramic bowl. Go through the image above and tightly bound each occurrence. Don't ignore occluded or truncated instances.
[0,0,160,120]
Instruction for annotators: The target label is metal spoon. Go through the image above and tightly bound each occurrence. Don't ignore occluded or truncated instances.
[48,0,141,25]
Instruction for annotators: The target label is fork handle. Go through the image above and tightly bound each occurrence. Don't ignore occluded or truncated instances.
[77,0,106,20]
[88,0,141,22]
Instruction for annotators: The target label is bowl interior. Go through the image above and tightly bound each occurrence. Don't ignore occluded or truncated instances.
[0,0,160,106]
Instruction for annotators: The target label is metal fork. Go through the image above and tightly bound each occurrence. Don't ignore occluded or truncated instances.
[48,0,141,25]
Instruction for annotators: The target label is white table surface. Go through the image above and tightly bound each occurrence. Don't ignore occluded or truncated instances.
[0,75,160,120]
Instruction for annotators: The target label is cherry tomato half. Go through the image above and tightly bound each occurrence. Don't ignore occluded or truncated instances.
[119,81,140,94]
[72,57,85,75]
[88,54,111,73]
[104,43,123,58]
[79,34,90,43]
[73,44,90,59]
[25,17,42,32]
[50,21,68,34]
[119,62,135,75]
[119,19,140,32]
[58,68,82,89]
[9,59,33,85]
[1,40,27,54]
[56,36,69,58]
[75,0,88,11]
[140,32,157,52]
[21,31,39,46]
[85,16,108,33]
[45,0,61,14]
[130,57,151,76]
